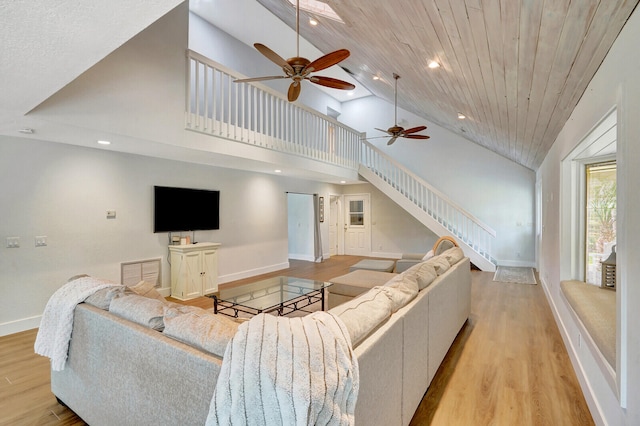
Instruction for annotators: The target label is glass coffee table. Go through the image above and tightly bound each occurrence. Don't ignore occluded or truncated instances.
[207,276,332,318]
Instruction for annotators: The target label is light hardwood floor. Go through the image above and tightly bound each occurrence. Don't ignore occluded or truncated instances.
[0,257,593,425]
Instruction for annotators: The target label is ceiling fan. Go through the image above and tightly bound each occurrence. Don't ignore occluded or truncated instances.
[233,0,355,102]
[375,73,430,145]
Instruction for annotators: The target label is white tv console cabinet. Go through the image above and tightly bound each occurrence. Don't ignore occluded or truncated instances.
[169,242,221,300]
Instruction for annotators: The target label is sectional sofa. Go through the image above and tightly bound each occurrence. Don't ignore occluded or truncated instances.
[49,247,471,425]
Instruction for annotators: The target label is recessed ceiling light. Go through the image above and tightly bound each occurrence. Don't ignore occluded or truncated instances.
[340,180,346,184]
[97,140,111,145]
[274,169,282,173]
[309,18,318,26]
[372,75,380,81]
[457,113,466,119]
[428,60,440,69]
[18,128,34,134]
[347,91,354,96]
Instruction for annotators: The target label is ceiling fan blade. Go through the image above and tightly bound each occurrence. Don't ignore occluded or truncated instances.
[375,127,393,135]
[403,126,427,134]
[254,43,294,74]
[387,136,399,145]
[308,76,355,90]
[288,81,301,102]
[404,134,431,140]
[305,49,350,73]
[234,75,288,83]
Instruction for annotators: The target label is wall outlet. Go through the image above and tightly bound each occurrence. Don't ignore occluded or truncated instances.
[35,236,47,247]
[6,237,20,248]
[106,210,116,219]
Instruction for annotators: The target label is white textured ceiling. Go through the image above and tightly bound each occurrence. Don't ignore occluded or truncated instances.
[0,0,182,118]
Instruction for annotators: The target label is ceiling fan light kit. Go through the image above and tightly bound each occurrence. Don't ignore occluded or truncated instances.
[375,73,430,145]
[233,0,354,102]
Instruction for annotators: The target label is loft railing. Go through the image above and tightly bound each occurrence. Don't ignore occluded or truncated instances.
[186,50,496,266]
[185,50,362,169]
[360,140,496,264]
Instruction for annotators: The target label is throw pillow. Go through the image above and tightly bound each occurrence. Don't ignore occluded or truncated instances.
[109,294,166,331]
[382,275,418,311]
[330,288,393,347]
[421,250,434,261]
[67,274,90,282]
[432,236,458,255]
[441,246,464,266]
[84,285,126,310]
[163,307,240,357]
[129,280,166,302]
[426,255,450,276]
[415,262,438,290]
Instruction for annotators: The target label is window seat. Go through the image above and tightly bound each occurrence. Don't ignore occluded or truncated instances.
[560,280,615,367]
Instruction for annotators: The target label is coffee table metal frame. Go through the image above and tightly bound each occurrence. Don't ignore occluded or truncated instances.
[207,276,332,318]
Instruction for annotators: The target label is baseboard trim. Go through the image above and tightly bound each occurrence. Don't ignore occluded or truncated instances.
[218,262,290,284]
[496,259,536,268]
[288,254,315,262]
[0,315,41,337]
[539,276,606,426]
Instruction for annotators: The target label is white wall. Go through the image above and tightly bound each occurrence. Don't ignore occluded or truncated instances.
[340,96,536,265]
[0,136,340,336]
[537,6,640,424]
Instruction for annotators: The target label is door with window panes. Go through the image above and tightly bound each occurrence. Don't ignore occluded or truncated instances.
[344,194,370,255]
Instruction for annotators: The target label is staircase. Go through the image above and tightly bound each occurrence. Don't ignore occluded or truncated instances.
[360,142,496,271]
[186,51,497,271]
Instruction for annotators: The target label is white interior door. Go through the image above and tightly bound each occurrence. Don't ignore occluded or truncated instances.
[344,194,370,256]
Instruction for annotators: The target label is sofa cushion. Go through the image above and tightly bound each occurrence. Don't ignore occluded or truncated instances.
[349,259,396,273]
[382,274,419,311]
[129,280,166,302]
[329,270,396,297]
[413,261,438,290]
[109,294,166,331]
[163,306,239,358]
[84,285,126,310]
[426,255,450,276]
[329,287,394,347]
[441,246,464,266]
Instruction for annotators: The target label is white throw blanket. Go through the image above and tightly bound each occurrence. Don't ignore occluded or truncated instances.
[34,276,119,371]
[207,311,359,426]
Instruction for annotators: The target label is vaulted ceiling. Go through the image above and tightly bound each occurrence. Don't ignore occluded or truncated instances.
[255,0,639,170]
[1,1,637,173]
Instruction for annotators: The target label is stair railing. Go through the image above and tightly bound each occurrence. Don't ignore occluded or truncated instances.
[186,50,495,265]
[360,140,496,263]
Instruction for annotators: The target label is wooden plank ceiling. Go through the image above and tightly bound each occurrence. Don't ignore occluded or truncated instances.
[257,0,639,170]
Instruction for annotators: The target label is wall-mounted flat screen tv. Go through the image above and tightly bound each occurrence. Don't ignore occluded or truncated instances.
[153,186,220,233]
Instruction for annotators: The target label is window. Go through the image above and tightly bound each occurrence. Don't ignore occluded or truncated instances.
[349,200,364,226]
[559,107,618,387]
[585,162,616,285]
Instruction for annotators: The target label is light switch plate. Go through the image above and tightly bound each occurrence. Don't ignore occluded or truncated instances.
[35,236,47,247]
[6,237,20,248]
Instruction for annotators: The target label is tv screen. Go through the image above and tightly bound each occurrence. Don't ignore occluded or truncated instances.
[153,186,220,233]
